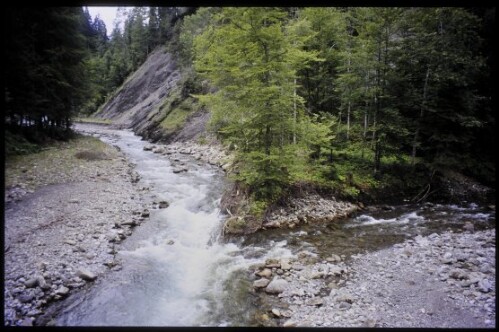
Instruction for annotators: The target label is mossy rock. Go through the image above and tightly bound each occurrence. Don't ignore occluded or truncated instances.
[224,216,247,235]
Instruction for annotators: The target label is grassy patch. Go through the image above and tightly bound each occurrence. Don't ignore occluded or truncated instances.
[159,97,199,134]
[74,117,113,125]
[74,150,109,161]
[5,135,118,191]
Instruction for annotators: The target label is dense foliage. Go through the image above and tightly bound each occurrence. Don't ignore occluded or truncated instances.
[5,7,88,142]
[5,6,494,206]
[187,7,495,204]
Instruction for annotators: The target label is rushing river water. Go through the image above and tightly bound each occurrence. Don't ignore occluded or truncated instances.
[55,123,495,326]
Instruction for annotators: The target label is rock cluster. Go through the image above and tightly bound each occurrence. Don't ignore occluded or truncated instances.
[253,229,495,328]
[263,195,359,230]
[143,141,232,171]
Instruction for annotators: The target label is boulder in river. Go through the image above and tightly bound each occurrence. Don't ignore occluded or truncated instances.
[256,268,272,279]
[265,278,289,294]
[280,259,292,270]
[265,258,281,268]
[253,278,271,288]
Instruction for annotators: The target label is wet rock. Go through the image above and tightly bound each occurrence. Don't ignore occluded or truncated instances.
[76,268,97,281]
[291,264,304,271]
[280,259,292,270]
[326,254,342,263]
[153,147,165,154]
[256,268,272,279]
[253,278,271,288]
[271,308,281,317]
[121,220,136,226]
[265,258,281,268]
[143,145,154,151]
[329,265,344,276]
[159,201,169,209]
[265,278,289,294]
[141,209,150,218]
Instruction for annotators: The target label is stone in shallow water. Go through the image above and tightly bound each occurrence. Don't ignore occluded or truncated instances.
[326,254,342,263]
[253,278,270,288]
[256,268,272,279]
[280,258,292,270]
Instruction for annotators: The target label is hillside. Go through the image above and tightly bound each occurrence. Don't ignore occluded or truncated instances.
[94,46,208,144]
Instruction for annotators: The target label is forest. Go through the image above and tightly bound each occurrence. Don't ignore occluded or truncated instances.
[4,7,495,209]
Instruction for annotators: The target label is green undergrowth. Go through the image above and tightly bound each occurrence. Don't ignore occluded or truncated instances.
[5,129,42,156]
[74,117,113,125]
[159,94,200,134]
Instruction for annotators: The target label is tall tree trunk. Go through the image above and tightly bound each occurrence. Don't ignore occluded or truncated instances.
[293,77,297,145]
[411,66,431,167]
[346,101,351,141]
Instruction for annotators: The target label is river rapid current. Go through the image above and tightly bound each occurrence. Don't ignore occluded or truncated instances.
[55,124,495,326]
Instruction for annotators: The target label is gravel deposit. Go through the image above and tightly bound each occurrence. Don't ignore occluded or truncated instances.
[251,228,495,328]
[4,138,150,326]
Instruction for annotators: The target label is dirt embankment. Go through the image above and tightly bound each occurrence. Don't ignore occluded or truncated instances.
[4,136,152,326]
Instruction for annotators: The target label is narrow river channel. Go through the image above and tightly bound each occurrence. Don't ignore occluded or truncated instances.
[54,123,495,326]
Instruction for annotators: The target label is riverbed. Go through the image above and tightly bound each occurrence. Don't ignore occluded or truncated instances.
[4,123,495,327]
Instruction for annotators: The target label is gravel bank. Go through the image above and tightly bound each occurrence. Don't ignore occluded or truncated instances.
[250,228,495,328]
[4,136,150,326]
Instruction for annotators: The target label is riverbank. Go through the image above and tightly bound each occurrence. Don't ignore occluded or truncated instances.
[4,135,150,326]
[249,228,495,328]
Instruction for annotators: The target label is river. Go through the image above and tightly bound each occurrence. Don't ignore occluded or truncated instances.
[55,124,495,326]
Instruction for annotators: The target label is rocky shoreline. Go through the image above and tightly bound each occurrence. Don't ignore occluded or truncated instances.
[142,141,360,235]
[263,194,359,230]
[4,138,151,326]
[249,228,496,328]
[5,133,495,327]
